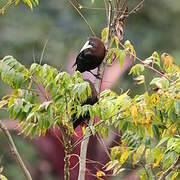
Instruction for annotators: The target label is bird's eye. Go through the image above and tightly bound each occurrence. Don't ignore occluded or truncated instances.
[89,40,95,47]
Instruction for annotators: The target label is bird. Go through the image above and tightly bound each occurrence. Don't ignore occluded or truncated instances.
[73,95,98,129]
[73,80,98,129]
[73,36,106,78]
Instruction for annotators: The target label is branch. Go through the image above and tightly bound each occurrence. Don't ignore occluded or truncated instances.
[0,120,32,180]
[158,157,180,180]
[119,41,172,82]
[78,1,113,180]
[60,125,71,180]
[97,0,113,91]
[139,161,150,179]
[67,0,96,36]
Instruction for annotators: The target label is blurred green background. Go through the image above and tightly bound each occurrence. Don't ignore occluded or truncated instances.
[0,0,179,179]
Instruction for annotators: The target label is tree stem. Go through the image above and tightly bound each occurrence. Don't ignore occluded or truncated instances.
[77,133,89,180]
[61,125,71,180]
[64,147,70,180]
[78,1,113,180]
[0,120,32,180]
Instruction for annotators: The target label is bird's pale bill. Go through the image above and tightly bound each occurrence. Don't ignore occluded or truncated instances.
[80,40,93,52]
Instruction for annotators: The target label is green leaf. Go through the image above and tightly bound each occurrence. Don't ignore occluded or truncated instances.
[122,121,128,131]
[156,137,169,147]
[0,174,8,180]
[105,160,119,171]
[143,58,152,65]
[106,48,115,65]
[152,125,160,140]
[119,50,126,68]
[145,148,151,163]
[152,51,161,68]
[171,171,179,180]
[0,56,29,88]
[101,27,108,43]
[174,100,180,115]
[23,103,33,113]
[0,100,8,109]
[150,77,169,89]
[129,64,144,76]
[152,147,161,159]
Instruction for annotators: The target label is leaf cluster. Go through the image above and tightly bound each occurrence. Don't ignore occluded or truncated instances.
[0,56,93,138]
[97,52,180,179]
[0,0,38,14]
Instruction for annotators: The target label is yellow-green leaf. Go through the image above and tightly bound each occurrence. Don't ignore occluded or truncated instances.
[26,0,33,11]
[101,27,108,43]
[0,174,8,180]
[171,171,179,180]
[153,152,163,168]
[0,100,8,109]
[119,150,129,164]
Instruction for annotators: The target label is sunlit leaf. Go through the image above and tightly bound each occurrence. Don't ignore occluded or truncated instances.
[171,171,179,180]
[0,174,8,180]
[101,27,108,43]
[0,100,8,109]
[134,75,145,85]
[129,64,144,76]
[161,53,174,69]
[96,170,105,178]
[119,150,129,164]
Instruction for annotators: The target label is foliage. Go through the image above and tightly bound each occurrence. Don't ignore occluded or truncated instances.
[95,32,180,179]
[0,0,38,14]
[0,29,179,180]
[0,55,92,138]
[0,165,8,180]
[0,1,180,179]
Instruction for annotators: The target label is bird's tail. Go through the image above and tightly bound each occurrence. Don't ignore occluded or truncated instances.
[72,62,76,68]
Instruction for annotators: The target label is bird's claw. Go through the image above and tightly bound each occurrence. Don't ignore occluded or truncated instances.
[94,74,102,79]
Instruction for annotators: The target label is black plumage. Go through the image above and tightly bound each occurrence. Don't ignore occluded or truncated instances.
[73,96,98,129]
[73,80,98,129]
[73,36,106,77]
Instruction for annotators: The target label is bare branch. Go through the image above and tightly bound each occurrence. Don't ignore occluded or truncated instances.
[40,38,49,65]
[67,0,96,36]
[104,0,108,19]
[118,41,172,81]
[0,120,32,180]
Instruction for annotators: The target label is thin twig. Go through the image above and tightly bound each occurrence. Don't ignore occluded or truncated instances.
[118,42,172,81]
[158,157,180,180]
[98,0,113,91]
[104,0,108,19]
[96,133,111,159]
[151,164,157,180]
[67,0,96,36]
[129,0,144,15]
[139,161,149,179]
[0,120,32,180]
[31,76,49,100]
[40,38,49,65]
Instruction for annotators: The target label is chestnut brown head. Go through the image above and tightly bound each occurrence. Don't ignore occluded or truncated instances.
[80,36,106,60]
[88,36,106,59]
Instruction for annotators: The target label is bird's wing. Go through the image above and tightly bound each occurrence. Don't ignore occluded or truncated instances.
[78,49,96,63]
[72,49,91,67]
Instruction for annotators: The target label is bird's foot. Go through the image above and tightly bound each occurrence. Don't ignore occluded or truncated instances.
[89,71,102,79]
[94,74,102,79]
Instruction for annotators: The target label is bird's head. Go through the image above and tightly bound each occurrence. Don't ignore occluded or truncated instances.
[80,36,106,59]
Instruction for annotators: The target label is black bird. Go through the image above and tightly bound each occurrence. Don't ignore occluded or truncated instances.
[73,80,98,129]
[73,36,106,78]
[73,95,98,129]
